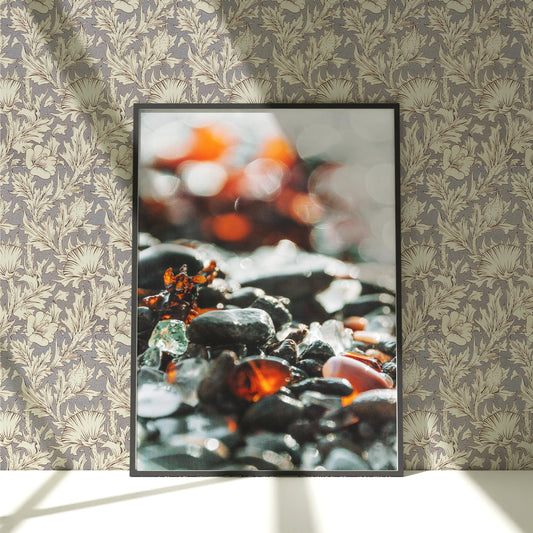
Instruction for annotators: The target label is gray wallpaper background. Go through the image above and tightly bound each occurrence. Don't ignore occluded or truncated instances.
[0,0,532,469]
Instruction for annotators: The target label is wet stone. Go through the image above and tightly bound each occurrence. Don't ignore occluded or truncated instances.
[342,293,395,317]
[167,358,210,406]
[138,243,204,290]
[297,359,323,378]
[290,377,353,397]
[138,232,161,251]
[323,448,369,471]
[238,432,301,466]
[250,295,292,330]
[187,309,275,347]
[289,366,308,383]
[138,306,157,338]
[149,319,188,356]
[142,443,227,470]
[381,360,396,384]
[196,285,227,308]
[227,287,265,307]
[276,323,309,345]
[198,351,237,405]
[299,339,335,363]
[241,267,335,300]
[137,383,183,419]
[268,339,298,365]
[241,394,305,433]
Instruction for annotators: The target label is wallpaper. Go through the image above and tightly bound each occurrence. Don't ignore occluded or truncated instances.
[0,0,532,470]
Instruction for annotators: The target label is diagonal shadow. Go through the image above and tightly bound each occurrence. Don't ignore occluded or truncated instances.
[0,471,65,533]
[466,471,533,533]
[0,476,233,525]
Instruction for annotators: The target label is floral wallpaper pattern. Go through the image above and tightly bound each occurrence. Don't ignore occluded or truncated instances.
[0,0,532,469]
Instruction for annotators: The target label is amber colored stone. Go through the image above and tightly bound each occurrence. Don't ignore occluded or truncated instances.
[342,352,382,372]
[228,357,292,402]
[322,356,393,406]
[166,361,178,384]
[365,348,392,364]
[343,316,368,332]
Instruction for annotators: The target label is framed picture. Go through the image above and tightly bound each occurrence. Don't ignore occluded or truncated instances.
[131,104,402,476]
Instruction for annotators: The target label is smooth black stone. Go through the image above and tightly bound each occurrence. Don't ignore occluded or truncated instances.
[138,306,157,337]
[250,295,292,330]
[290,377,353,397]
[269,339,298,365]
[240,394,305,433]
[138,243,204,290]
[342,293,395,317]
[241,432,300,465]
[286,420,318,444]
[297,359,323,377]
[289,366,308,383]
[321,389,397,431]
[226,287,265,307]
[299,340,335,363]
[323,448,369,471]
[196,285,226,308]
[360,281,395,296]
[376,339,397,357]
[187,309,275,347]
[381,361,396,384]
[289,297,331,324]
[241,268,334,300]
[142,444,227,470]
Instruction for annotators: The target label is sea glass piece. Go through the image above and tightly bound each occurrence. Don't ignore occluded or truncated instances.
[140,346,161,368]
[148,319,188,355]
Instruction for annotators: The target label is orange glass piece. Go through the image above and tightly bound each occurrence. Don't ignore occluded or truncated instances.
[211,213,252,242]
[344,316,368,331]
[342,351,382,372]
[365,348,392,364]
[228,357,291,402]
[322,356,393,404]
[142,261,218,324]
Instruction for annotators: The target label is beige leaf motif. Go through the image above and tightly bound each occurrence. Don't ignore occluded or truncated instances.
[398,78,438,114]
[63,244,104,283]
[0,245,22,279]
[442,311,472,346]
[315,79,354,103]
[477,244,522,282]
[148,78,189,104]
[61,411,106,447]
[0,411,22,446]
[0,78,21,111]
[229,79,272,103]
[478,411,522,446]
[404,411,440,446]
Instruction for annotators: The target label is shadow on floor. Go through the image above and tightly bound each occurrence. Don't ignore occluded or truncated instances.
[466,471,532,533]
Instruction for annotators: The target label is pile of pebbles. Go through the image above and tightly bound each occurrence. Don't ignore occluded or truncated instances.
[136,238,398,472]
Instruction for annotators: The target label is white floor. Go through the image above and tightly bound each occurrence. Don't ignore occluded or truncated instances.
[0,471,531,533]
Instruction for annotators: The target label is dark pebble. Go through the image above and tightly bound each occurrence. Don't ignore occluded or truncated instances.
[342,293,395,317]
[237,432,301,466]
[196,285,227,308]
[268,339,299,365]
[290,377,353,397]
[376,339,397,357]
[240,394,305,433]
[320,389,397,431]
[299,340,335,364]
[289,297,331,324]
[289,366,308,383]
[241,267,334,300]
[227,287,265,307]
[187,309,275,347]
[322,448,370,471]
[141,443,227,470]
[297,359,323,377]
[138,306,157,338]
[138,243,204,290]
[250,295,292,329]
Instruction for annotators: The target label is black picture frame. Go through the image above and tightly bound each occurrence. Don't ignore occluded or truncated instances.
[131,103,402,477]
